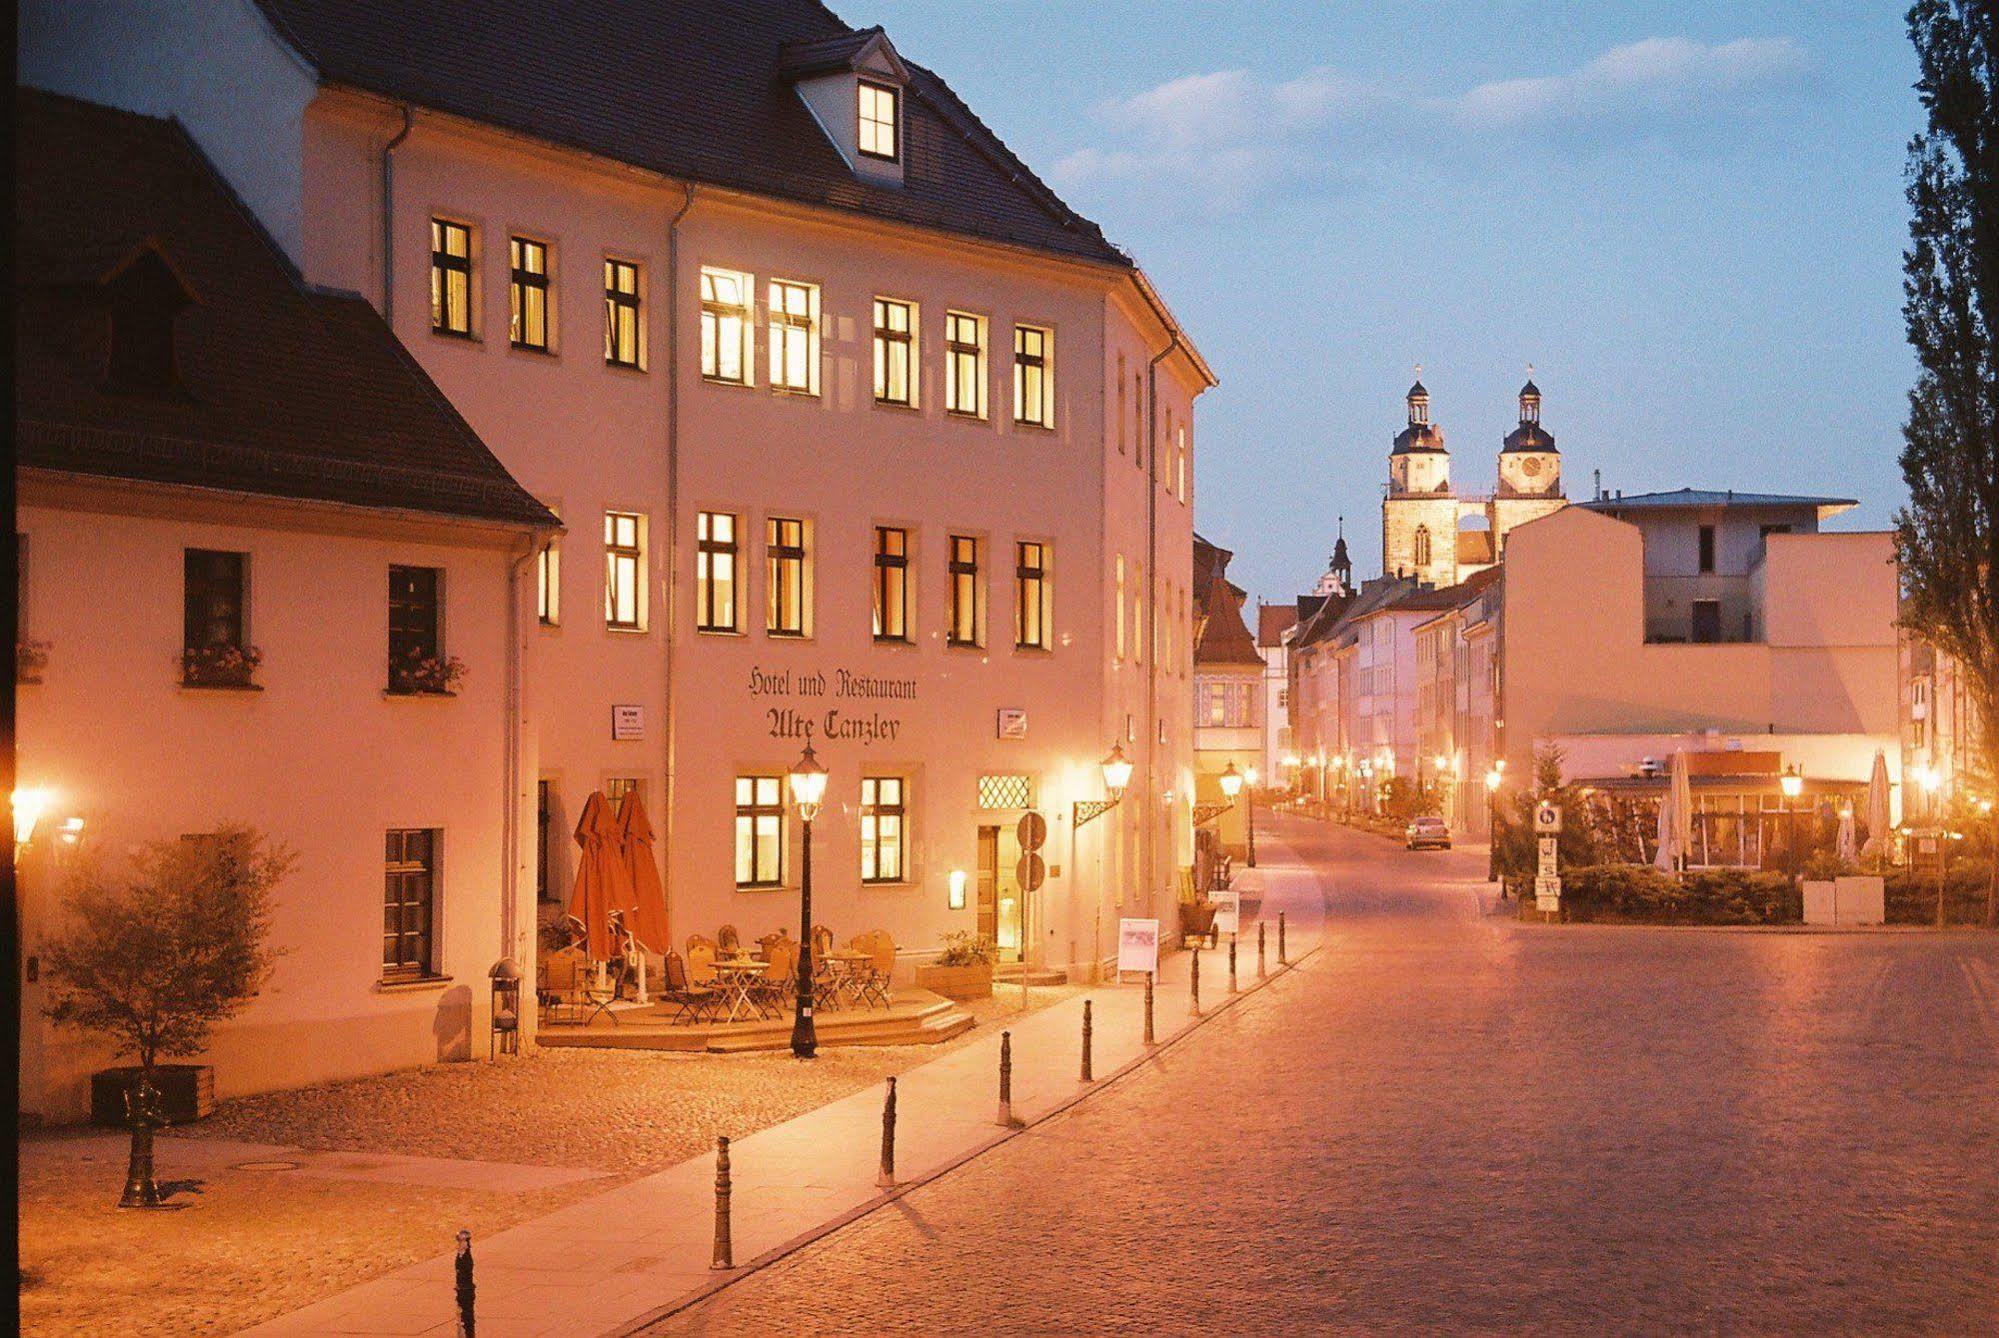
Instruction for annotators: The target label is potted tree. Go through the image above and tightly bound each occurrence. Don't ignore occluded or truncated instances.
[41,826,291,1206]
[915,931,997,1000]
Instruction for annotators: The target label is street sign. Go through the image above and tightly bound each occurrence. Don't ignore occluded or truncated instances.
[1534,874,1561,913]
[1116,918,1160,978]
[1015,853,1047,892]
[1534,801,1562,835]
[611,704,645,740]
[1537,835,1559,877]
[1016,811,1048,852]
[996,708,1028,740]
[1212,887,1240,935]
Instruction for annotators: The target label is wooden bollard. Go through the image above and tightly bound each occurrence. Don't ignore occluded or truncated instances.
[1228,936,1238,994]
[996,1030,1014,1127]
[1279,911,1288,965]
[1189,946,1202,1017]
[1257,921,1267,979]
[454,1229,475,1337]
[1143,971,1156,1046]
[876,1077,897,1188]
[710,1137,733,1270]
[1080,999,1094,1082]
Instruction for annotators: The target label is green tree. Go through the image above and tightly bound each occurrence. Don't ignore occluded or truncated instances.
[1896,0,1999,925]
[43,827,291,1088]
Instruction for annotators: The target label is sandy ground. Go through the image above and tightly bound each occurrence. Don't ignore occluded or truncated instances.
[19,983,1079,1337]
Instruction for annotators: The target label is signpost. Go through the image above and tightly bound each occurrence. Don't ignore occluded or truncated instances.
[1533,801,1562,916]
[1016,812,1048,1007]
[1116,918,1160,980]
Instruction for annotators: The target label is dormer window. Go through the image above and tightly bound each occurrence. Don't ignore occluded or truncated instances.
[858,80,899,161]
[103,246,193,395]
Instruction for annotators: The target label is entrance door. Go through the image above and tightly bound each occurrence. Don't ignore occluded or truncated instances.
[977,825,1024,963]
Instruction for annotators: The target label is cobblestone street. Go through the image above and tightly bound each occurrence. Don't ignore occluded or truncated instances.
[653,814,1999,1334]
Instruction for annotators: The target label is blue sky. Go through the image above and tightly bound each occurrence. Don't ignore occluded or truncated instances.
[838,1,1923,605]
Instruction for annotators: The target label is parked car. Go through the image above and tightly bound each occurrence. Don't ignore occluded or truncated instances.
[1406,815,1452,850]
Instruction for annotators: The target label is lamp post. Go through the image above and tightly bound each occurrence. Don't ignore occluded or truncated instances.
[1781,764,1804,887]
[1243,765,1259,867]
[1485,765,1504,888]
[787,743,828,1060]
[1218,762,1244,868]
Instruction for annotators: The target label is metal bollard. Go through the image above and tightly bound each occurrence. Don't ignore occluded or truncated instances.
[1228,936,1238,994]
[996,1030,1014,1127]
[877,1077,897,1189]
[1279,911,1288,965]
[1080,999,1094,1082]
[1143,971,1156,1046]
[710,1136,733,1270]
[454,1229,475,1337]
[1258,921,1267,979]
[1189,946,1202,1017]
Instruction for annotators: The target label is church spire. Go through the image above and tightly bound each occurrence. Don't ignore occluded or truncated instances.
[1407,364,1430,426]
[1519,364,1541,425]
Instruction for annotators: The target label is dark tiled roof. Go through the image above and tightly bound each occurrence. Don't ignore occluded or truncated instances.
[1502,421,1555,452]
[253,0,1126,267]
[14,90,556,530]
[1392,422,1446,454]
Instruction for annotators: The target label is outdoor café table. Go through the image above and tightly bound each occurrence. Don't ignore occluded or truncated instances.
[823,949,874,1008]
[712,958,768,1022]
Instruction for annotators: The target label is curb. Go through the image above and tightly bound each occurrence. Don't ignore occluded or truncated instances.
[611,939,1322,1335]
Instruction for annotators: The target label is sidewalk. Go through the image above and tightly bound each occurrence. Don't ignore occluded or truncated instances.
[240,840,1328,1338]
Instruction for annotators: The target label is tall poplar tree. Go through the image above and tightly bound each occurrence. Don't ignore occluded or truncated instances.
[1897,0,1999,925]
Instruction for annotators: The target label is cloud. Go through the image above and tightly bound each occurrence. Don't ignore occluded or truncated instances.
[1052,36,1815,210]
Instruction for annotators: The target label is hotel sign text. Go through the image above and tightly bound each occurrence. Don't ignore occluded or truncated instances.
[748,666,916,747]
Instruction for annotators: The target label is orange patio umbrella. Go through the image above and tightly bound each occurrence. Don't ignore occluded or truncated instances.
[567,791,632,960]
[615,791,671,954]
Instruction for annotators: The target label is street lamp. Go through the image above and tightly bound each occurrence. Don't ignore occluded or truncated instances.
[1485,766,1504,889]
[1780,764,1804,886]
[787,743,828,1060]
[13,787,54,850]
[1243,765,1260,867]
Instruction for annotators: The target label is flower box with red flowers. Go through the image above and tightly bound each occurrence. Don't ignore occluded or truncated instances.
[181,644,263,689]
[388,652,466,696]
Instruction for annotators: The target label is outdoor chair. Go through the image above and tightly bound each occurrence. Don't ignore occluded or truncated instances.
[757,929,790,959]
[717,924,741,955]
[812,923,835,958]
[686,932,716,960]
[753,938,797,1018]
[659,951,720,1025]
[687,941,720,992]
[851,930,894,1008]
[537,947,586,1025]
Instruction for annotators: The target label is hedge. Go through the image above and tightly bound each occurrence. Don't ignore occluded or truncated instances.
[1884,866,1993,926]
[1515,864,1799,925]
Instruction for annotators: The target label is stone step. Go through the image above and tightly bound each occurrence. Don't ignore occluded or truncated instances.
[994,963,1069,986]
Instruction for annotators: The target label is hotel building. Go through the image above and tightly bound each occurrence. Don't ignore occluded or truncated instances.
[21,0,1211,1110]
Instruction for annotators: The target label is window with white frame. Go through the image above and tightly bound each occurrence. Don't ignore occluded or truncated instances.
[604,259,643,368]
[537,534,560,626]
[766,515,809,637]
[1015,540,1051,650]
[874,526,911,642]
[700,266,753,384]
[947,534,982,647]
[767,278,819,394]
[604,512,645,630]
[860,776,906,882]
[945,310,987,418]
[734,775,783,887]
[1014,324,1053,427]
[873,298,916,406]
[858,80,900,161]
[697,511,738,633]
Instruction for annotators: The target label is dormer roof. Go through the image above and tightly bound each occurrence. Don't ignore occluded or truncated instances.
[778,27,909,83]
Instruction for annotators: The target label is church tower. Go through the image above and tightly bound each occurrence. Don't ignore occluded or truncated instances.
[1382,377,1460,588]
[1313,517,1354,597]
[1490,376,1566,557]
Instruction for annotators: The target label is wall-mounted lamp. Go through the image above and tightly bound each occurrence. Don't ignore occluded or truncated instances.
[948,869,968,910]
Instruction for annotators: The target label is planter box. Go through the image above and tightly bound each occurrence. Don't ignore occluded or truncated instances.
[1179,900,1217,943]
[90,1064,215,1127]
[1834,875,1885,926]
[1802,880,1837,926]
[915,962,992,1000]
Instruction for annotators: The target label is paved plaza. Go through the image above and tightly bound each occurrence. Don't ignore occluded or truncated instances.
[649,815,1999,1335]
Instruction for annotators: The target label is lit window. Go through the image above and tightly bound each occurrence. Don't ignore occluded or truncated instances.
[605,512,645,630]
[1015,541,1050,650]
[948,535,982,647]
[696,511,738,633]
[873,298,916,406]
[1176,424,1189,502]
[700,266,753,384]
[430,219,473,337]
[945,311,987,418]
[767,279,820,394]
[509,237,550,351]
[1133,561,1144,665]
[734,775,783,887]
[861,777,906,882]
[1014,324,1053,427]
[858,81,899,161]
[537,534,560,627]
[384,829,438,980]
[767,516,808,637]
[605,777,645,806]
[604,259,643,368]
[1114,555,1126,661]
[874,526,911,642]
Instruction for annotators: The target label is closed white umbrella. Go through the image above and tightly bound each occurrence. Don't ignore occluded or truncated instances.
[1670,750,1694,870]
[1861,750,1891,859]
[1653,787,1676,871]
[1837,806,1858,864]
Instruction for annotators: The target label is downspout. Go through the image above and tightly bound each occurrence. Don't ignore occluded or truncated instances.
[379,105,413,317]
[501,537,537,1017]
[661,183,696,943]
[1145,334,1179,931]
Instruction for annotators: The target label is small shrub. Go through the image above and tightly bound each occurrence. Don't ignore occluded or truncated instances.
[936,931,997,968]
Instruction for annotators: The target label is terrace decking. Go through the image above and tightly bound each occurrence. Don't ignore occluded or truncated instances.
[538,987,976,1053]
